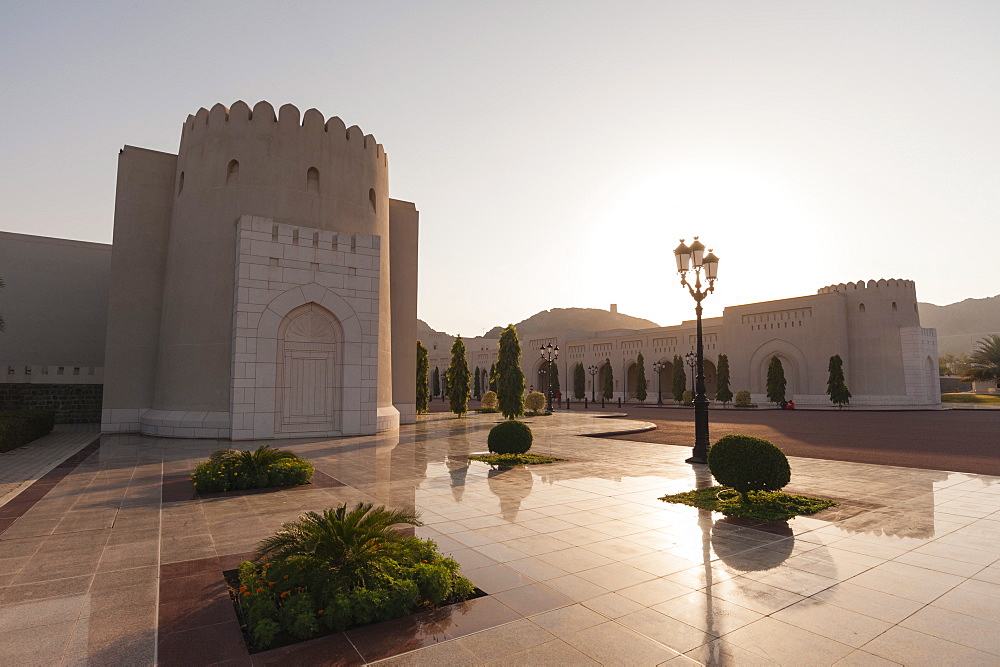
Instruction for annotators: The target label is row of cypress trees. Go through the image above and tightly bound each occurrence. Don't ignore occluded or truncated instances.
[416,335,853,415]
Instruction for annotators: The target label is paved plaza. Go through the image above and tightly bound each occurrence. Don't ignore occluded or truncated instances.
[0,412,998,665]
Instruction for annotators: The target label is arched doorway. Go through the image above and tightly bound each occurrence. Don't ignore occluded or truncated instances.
[276,303,342,435]
[656,360,672,403]
[625,362,637,402]
[756,353,798,400]
[598,361,613,399]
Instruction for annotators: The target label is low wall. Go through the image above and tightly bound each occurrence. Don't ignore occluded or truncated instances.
[0,384,103,424]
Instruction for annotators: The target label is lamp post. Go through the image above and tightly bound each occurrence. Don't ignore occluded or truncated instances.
[540,344,559,412]
[652,361,665,405]
[685,351,697,399]
[673,237,720,464]
[588,365,598,402]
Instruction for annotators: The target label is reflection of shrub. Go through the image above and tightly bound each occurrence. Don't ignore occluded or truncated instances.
[237,503,474,651]
[192,445,313,493]
[734,390,752,407]
[0,410,55,452]
[481,391,498,410]
[488,420,533,455]
[708,434,790,503]
[524,391,546,414]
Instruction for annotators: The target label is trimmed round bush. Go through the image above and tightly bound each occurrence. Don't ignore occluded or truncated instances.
[481,391,498,410]
[708,434,790,500]
[488,420,533,455]
[734,390,752,407]
[524,391,546,413]
[682,390,693,406]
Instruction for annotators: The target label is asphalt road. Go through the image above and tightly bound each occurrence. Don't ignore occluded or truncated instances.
[426,399,999,476]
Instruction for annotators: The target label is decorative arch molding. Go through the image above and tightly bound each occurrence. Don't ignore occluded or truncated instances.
[748,338,808,397]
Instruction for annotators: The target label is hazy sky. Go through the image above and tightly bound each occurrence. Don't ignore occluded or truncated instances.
[2,1,997,336]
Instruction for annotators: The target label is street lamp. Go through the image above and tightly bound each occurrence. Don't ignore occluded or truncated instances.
[540,344,559,412]
[652,361,665,405]
[685,351,697,398]
[588,365,598,402]
[674,237,720,464]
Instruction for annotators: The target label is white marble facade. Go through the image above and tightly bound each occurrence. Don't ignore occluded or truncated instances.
[229,215,380,440]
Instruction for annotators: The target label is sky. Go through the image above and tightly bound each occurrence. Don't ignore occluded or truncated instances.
[2,1,997,336]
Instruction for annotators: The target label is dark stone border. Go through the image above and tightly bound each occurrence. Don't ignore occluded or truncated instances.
[0,436,101,535]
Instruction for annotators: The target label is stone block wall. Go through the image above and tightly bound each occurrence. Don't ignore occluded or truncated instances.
[0,384,104,423]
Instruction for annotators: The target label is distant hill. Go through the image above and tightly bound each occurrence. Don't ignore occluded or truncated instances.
[918,295,1000,356]
[482,308,659,338]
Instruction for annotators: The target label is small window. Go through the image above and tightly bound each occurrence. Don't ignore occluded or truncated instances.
[307,167,320,193]
[892,301,898,312]
[177,171,184,195]
[859,303,866,313]
[227,159,240,185]
[369,188,377,212]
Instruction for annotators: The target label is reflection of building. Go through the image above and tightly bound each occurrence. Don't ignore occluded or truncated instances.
[426,280,940,408]
[0,102,418,437]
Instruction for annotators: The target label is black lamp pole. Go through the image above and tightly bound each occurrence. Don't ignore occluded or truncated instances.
[540,344,559,412]
[686,351,697,398]
[588,365,598,402]
[673,237,720,465]
[653,361,664,405]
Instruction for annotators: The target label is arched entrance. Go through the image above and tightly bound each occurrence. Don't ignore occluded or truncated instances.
[276,303,342,435]
[598,361,613,399]
[755,353,798,400]
[625,362,637,402]
[656,360,672,403]
[702,359,718,399]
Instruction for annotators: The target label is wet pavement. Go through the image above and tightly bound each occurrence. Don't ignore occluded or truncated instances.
[0,412,997,665]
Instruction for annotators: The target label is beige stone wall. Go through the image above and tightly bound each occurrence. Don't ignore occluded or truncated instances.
[424,279,940,408]
[0,232,111,370]
[389,199,419,424]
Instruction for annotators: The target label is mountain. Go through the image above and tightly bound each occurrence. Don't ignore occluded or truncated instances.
[918,295,1000,356]
[482,308,660,338]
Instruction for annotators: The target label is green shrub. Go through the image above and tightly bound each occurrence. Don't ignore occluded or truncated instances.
[0,410,56,452]
[236,503,474,651]
[682,390,693,406]
[488,420,533,455]
[734,390,752,407]
[481,390,498,410]
[524,391,546,414]
[708,434,791,502]
[191,445,313,493]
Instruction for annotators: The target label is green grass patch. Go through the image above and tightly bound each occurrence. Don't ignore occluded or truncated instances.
[468,453,563,465]
[475,408,501,413]
[941,393,1000,404]
[660,486,836,521]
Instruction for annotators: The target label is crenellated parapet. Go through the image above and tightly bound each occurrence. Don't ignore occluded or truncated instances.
[817,279,916,294]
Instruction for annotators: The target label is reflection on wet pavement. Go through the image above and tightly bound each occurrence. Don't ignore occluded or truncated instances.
[0,411,997,665]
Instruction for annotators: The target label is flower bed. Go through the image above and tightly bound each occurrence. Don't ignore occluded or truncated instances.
[227,503,478,652]
[191,445,314,493]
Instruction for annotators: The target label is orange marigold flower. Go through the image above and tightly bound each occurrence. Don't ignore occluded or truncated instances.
[239,585,247,592]
[268,581,276,586]
[317,609,325,615]
[280,590,290,598]
[256,587,264,593]
[283,574,289,579]
[242,591,250,597]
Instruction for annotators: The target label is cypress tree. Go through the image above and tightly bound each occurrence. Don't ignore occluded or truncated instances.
[496,325,525,419]
[416,341,429,413]
[766,356,787,405]
[488,362,498,392]
[672,355,686,403]
[550,361,560,397]
[573,362,586,400]
[473,366,481,399]
[432,367,440,397]
[602,361,614,400]
[635,353,648,403]
[715,354,733,406]
[447,336,471,417]
[827,355,851,408]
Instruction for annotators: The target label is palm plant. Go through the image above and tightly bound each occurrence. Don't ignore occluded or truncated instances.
[254,502,422,591]
[963,334,1000,383]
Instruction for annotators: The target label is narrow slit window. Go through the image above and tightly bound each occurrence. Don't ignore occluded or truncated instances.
[227,159,240,185]
[369,188,377,212]
[307,167,320,193]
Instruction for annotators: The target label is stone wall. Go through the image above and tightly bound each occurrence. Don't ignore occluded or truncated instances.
[0,384,103,423]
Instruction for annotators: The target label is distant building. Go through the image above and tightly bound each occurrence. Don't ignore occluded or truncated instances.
[0,101,418,438]
[427,280,941,408]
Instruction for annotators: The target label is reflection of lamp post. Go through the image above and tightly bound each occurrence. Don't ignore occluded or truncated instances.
[652,361,665,405]
[685,351,697,398]
[674,237,720,464]
[588,364,598,402]
[540,343,559,412]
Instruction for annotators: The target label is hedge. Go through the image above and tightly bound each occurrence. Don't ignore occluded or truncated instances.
[0,410,56,452]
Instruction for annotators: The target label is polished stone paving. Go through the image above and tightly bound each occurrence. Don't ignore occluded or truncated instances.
[0,412,997,665]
